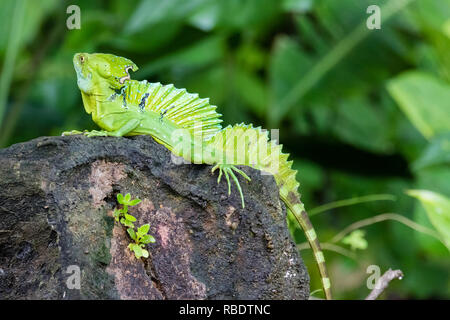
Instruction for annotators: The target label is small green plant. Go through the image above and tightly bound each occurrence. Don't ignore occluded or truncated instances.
[341,230,368,251]
[114,193,156,259]
[114,193,141,228]
[127,224,155,259]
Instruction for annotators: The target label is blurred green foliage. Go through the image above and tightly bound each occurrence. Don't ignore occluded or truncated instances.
[0,0,449,299]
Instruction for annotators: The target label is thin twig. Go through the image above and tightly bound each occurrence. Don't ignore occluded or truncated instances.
[297,242,357,261]
[330,213,447,250]
[309,194,396,216]
[366,268,404,300]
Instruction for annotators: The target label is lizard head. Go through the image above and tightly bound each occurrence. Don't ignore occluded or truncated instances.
[73,53,139,94]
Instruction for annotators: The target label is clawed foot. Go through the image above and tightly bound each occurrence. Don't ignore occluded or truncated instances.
[61,130,84,136]
[61,130,111,137]
[211,164,251,208]
[83,130,110,137]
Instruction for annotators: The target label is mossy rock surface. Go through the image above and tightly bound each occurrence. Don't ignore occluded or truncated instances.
[0,135,309,299]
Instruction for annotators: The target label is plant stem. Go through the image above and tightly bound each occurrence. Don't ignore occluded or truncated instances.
[330,212,447,250]
[0,0,26,130]
[297,242,357,261]
[309,194,396,216]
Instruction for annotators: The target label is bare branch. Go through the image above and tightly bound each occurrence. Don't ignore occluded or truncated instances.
[366,268,404,300]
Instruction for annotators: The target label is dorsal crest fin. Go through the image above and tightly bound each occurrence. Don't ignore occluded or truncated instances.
[125,81,223,141]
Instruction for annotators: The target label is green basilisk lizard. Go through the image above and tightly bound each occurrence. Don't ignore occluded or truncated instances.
[63,53,332,299]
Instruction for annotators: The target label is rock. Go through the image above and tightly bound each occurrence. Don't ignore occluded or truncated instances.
[0,135,309,299]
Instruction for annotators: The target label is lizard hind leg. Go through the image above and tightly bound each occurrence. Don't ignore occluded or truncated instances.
[211,164,251,208]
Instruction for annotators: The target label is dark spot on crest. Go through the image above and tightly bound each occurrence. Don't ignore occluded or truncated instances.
[160,105,176,121]
[139,93,149,112]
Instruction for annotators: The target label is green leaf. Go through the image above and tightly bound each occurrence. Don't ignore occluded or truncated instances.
[407,190,450,250]
[269,36,312,122]
[234,69,267,117]
[127,228,136,240]
[387,71,450,139]
[120,218,134,228]
[188,1,219,31]
[341,230,368,251]
[137,36,225,78]
[113,209,122,221]
[117,193,124,204]
[282,0,313,13]
[124,193,131,203]
[137,224,150,237]
[268,0,421,127]
[413,132,450,170]
[140,234,156,244]
[124,0,210,35]
[331,95,392,153]
[132,244,143,258]
[215,0,281,31]
[0,0,57,52]
[128,199,141,206]
[141,249,149,258]
[124,213,137,222]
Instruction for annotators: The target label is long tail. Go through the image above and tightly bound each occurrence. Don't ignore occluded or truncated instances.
[275,157,332,300]
[207,123,332,299]
[284,200,332,299]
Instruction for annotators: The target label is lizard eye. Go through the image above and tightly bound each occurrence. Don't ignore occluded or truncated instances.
[79,55,85,63]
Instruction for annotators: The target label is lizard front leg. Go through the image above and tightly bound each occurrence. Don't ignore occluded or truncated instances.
[84,119,141,137]
[61,129,84,136]
[62,119,141,137]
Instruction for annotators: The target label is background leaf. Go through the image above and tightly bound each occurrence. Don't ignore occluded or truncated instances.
[413,133,450,170]
[387,71,450,139]
[341,230,368,251]
[407,189,450,250]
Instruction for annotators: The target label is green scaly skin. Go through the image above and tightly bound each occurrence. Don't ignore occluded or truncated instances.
[64,53,332,299]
